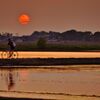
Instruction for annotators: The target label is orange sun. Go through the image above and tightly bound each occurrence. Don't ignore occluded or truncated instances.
[19,14,30,25]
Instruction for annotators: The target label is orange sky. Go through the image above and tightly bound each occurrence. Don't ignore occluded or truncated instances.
[0,0,100,35]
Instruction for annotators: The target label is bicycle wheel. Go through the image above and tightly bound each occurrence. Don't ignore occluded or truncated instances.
[11,51,18,59]
[1,51,9,59]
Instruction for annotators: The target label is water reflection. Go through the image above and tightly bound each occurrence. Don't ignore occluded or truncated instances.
[0,67,100,96]
[1,51,100,58]
[0,68,18,91]
[7,69,15,91]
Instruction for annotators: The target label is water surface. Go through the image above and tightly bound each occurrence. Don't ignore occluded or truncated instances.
[0,65,100,98]
[1,51,100,58]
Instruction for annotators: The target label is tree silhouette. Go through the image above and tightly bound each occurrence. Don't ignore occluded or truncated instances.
[37,38,47,50]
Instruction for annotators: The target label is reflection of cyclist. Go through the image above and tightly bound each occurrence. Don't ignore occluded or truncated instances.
[8,38,16,57]
[8,70,15,91]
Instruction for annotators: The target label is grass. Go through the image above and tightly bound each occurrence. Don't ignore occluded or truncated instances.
[1,42,100,51]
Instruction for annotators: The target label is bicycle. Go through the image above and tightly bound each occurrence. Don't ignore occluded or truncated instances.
[1,50,18,59]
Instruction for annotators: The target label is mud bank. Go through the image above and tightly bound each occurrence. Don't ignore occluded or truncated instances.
[0,58,100,66]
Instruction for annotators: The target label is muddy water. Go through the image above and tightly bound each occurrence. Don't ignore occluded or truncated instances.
[1,51,100,58]
[0,65,100,97]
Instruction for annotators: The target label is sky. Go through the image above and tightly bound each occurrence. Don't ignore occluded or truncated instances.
[0,0,100,36]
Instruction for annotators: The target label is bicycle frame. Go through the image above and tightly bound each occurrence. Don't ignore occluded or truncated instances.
[1,50,18,59]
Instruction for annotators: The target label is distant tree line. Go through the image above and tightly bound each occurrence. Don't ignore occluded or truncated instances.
[1,30,100,51]
[1,29,100,42]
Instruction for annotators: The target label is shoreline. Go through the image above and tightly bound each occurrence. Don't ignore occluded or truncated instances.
[0,97,46,100]
[0,92,100,100]
[0,58,100,66]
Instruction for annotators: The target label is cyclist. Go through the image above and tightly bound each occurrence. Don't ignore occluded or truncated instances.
[8,38,16,58]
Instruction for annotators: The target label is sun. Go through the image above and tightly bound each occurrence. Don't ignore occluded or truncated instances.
[19,14,30,25]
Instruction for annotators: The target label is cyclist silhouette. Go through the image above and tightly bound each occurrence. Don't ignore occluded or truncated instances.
[8,38,16,58]
[1,34,18,59]
[8,38,16,50]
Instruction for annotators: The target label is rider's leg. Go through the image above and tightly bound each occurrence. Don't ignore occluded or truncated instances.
[8,47,14,58]
[8,51,13,58]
